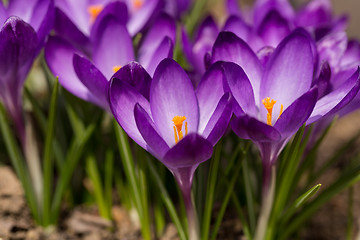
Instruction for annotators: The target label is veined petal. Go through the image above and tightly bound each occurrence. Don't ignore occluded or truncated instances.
[274,87,318,138]
[140,36,174,77]
[196,62,228,134]
[151,58,199,147]
[92,16,134,79]
[138,13,176,71]
[203,93,233,146]
[127,0,161,36]
[308,68,360,124]
[212,31,263,104]
[231,114,281,142]
[54,8,91,55]
[7,0,37,23]
[221,62,257,116]
[260,29,314,120]
[109,77,150,150]
[162,133,213,169]
[134,103,169,159]
[73,54,109,109]
[222,15,251,43]
[112,62,152,100]
[44,36,99,104]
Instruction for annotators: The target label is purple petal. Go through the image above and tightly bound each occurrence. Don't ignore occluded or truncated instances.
[226,0,241,17]
[54,8,91,55]
[0,17,38,93]
[257,10,291,48]
[222,15,251,43]
[196,62,227,133]
[308,68,360,124]
[0,4,7,25]
[45,36,99,104]
[260,30,314,122]
[127,0,161,36]
[202,93,233,146]
[295,0,332,27]
[231,115,281,142]
[90,1,128,39]
[340,40,360,69]
[257,46,275,66]
[138,13,176,71]
[92,16,134,79]
[7,0,37,23]
[317,31,347,69]
[162,133,213,169]
[150,58,199,147]
[134,103,169,159]
[73,54,109,109]
[274,88,318,138]
[221,62,257,116]
[212,31,263,104]
[140,36,174,76]
[112,61,151,100]
[109,77,150,149]
[314,61,332,98]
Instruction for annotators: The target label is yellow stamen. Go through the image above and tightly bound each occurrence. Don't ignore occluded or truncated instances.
[172,116,187,144]
[113,65,122,73]
[278,104,284,119]
[262,97,277,126]
[133,0,143,9]
[88,5,103,23]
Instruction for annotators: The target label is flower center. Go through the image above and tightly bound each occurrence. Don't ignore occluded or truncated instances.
[88,5,103,23]
[133,0,143,9]
[172,116,187,144]
[262,97,283,126]
[113,65,122,73]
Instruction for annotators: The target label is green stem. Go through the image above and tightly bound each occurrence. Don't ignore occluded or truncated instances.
[254,166,276,240]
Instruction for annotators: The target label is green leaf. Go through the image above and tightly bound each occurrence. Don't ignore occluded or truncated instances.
[294,184,321,209]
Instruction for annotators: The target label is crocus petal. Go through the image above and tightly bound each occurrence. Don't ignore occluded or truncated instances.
[314,61,332,98]
[0,17,38,92]
[226,0,241,17]
[257,10,291,48]
[134,103,170,159]
[162,133,213,169]
[127,0,161,36]
[140,36,174,76]
[274,88,318,138]
[308,68,360,124]
[45,36,98,104]
[92,16,134,79]
[202,93,233,146]
[55,0,89,35]
[112,62,152,100]
[260,30,314,121]
[0,4,6,25]
[231,115,281,142]
[90,1,128,39]
[151,58,199,147]
[340,40,360,69]
[222,15,251,43]
[7,0,37,23]
[221,62,257,116]
[109,77,150,150]
[196,62,228,134]
[317,31,347,69]
[54,8,91,55]
[295,0,332,27]
[212,31,263,104]
[73,54,109,109]
[138,13,176,70]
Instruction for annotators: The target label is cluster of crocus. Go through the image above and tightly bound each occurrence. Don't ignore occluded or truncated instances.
[1,0,360,239]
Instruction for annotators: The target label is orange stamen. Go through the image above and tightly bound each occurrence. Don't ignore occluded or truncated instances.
[113,65,122,73]
[262,97,277,126]
[172,116,187,144]
[133,0,143,9]
[278,104,284,119]
[88,5,103,23]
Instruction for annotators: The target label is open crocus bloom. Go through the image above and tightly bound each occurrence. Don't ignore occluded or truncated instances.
[45,8,175,110]
[109,58,232,192]
[211,29,360,188]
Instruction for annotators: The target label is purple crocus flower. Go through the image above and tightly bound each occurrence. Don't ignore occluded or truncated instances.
[55,0,161,41]
[109,58,233,239]
[45,9,175,110]
[0,0,54,143]
[164,0,191,19]
[211,29,360,190]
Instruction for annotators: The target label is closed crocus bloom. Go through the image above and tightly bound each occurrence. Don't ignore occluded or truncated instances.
[45,9,175,110]
[0,0,54,142]
[211,29,360,189]
[109,58,232,240]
